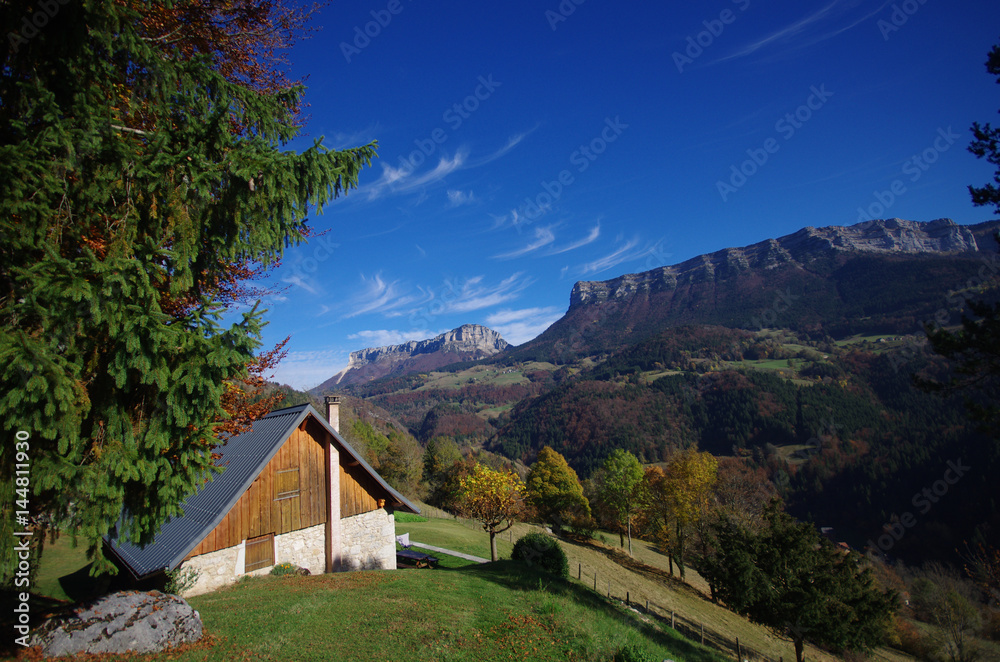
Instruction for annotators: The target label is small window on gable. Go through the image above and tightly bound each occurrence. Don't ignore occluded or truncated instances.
[245,533,274,572]
[275,468,300,500]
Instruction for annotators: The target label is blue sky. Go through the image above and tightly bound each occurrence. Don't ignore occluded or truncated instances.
[253,0,1000,389]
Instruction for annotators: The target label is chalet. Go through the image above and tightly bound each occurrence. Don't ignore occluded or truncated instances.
[104,397,418,596]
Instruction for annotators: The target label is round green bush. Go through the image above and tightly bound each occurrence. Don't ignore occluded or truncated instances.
[512,533,568,578]
[269,562,299,576]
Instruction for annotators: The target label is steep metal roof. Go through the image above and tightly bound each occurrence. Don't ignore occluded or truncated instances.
[104,403,419,578]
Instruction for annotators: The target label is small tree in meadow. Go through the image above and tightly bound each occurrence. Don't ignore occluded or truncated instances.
[458,463,526,562]
[597,449,644,556]
[525,446,591,531]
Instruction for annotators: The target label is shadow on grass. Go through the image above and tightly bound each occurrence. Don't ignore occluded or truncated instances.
[57,562,114,603]
[448,560,727,662]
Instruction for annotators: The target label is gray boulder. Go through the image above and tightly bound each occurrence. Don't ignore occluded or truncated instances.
[30,590,202,657]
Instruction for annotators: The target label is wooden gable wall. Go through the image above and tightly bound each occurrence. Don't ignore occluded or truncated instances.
[341,462,381,518]
[186,414,392,560]
[186,417,328,559]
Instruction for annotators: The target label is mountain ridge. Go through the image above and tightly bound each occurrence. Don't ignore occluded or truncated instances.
[503,217,1000,362]
[569,218,984,309]
[314,324,509,391]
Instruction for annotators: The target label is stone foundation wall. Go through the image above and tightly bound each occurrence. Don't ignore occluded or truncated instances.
[275,523,325,575]
[340,508,396,571]
[180,543,244,597]
[179,509,395,596]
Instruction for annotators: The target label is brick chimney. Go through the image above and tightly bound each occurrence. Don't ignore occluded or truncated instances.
[324,395,340,434]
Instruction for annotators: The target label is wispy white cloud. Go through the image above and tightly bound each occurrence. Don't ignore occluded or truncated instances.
[719,0,886,63]
[577,237,669,276]
[344,273,433,319]
[484,306,563,345]
[447,189,476,206]
[490,201,552,232]
[270,349,348,391]
[347,328,440,347]
[580,238,639,275]
[725,1,841,60]
[365,150,469,200]
[344,272,533,322]
[548,223,601,255]
[282,273,320,295]
[363,130,534,202]
[494,226,556,259]
[470,127,537,167]
[443,273,533,314]
[334,126,380,150]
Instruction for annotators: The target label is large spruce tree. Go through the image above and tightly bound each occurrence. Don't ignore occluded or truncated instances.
[0,0,375,579]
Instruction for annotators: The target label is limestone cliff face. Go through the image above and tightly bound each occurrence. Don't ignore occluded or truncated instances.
[322,324,509,388]
[346,324,508,369]
[570,218,980,309]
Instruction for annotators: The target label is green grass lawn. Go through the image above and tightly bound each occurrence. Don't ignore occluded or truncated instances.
[394,516,517,561]
[164,563,729,661]
[19,517,924,662]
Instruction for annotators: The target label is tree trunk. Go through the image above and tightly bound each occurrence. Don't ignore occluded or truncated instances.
[676,522,686,581]
[794,636,804,662]
[676,522,684,581]
[490,531,498,562]
[627,518,633,557]
[619,529,625,548]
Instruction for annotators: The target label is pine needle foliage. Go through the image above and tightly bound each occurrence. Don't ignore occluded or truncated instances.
[0,0,375,580]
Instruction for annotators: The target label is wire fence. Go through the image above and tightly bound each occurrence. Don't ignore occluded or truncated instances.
[570,559,779,662]
[414,505,784,661]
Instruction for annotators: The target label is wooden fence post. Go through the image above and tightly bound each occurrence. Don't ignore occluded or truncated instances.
[700,622,705,645]
[594,572,597,591]
[736,637,741,661]
[607,579,610,598]
[670,611,674,628]
[578,563,581,580]
[626,591,629,606]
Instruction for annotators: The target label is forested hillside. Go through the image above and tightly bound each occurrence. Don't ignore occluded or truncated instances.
[490,325,997,563]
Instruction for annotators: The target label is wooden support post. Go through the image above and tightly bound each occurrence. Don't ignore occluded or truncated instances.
[670,611,675,628]
[578,563,581,580]
[701,623,705,645]
[626,591,629,606]
[645,598,648,613]
[736,637,742,661]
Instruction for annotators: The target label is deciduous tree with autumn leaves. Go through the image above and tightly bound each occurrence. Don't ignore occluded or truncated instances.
[458,464,526,562]
[642,447,717,579]
[0,0,374,580]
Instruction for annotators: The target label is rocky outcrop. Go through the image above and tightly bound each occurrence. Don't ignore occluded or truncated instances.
[570,218,980,309]
[29,591,202,657]
[347,324,508,370]
[317,324,509,389]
